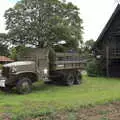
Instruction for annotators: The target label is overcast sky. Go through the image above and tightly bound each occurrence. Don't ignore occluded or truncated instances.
[0,0,118,41]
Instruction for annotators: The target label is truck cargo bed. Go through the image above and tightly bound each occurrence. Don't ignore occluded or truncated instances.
[53,52,86,70]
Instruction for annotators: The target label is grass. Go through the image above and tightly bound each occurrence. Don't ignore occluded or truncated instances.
[1,76,120,119]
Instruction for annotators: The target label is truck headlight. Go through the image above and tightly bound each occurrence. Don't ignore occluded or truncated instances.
[43,68,48,74]
[11,67,17,73]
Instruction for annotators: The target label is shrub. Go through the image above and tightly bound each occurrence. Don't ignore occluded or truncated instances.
[0,64,3,69]
[86,59,105,77]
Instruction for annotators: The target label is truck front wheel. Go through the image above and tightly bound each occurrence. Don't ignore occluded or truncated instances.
[16,77,32,94]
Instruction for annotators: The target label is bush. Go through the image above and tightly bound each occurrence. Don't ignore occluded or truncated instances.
[0,64,3,69]
[86,59,105,77]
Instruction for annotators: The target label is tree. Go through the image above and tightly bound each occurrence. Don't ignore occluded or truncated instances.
[0,43,9,56]
[84,39,94,52]
[9,47,17,60]
[4,0,83,50]
[78,39,95,57]
[9,45,26,60]
[0,33,8,45]
[0,33,9,56]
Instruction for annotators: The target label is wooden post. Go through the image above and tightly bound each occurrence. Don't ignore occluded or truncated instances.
[106,46,109,77]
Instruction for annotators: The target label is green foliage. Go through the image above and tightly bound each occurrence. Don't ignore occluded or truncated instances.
[0,33,9,56]
[84,39,94,51]
[68,112,77,120]
[9,45,26,60]
[86,59,105,77]
[0,44,9,57]
[100,118,110,120]
[79,39,95,57]
[0,33,8,45]
[0,64,3,69]
[12,108,54,120]
[4,0,83,50]
[9,47,17,60]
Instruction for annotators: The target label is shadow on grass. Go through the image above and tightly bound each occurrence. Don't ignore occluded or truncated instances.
[32,80,69,92]
[32,81,56,91]
[0,80,66,95]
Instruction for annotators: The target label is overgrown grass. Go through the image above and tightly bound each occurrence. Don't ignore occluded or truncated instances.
[1,76,120,119]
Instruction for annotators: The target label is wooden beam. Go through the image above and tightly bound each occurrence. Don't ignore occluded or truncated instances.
[106,46,109,77]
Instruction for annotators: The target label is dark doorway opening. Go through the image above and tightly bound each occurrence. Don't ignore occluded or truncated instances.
[109,59,120,77]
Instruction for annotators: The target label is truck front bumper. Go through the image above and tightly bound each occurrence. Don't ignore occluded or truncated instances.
[0,77,7,87]
[0,74,17,87]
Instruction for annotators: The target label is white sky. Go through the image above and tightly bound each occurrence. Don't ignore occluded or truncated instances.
[0,0,118,41]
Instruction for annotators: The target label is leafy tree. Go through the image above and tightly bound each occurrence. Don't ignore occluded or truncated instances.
[0,33,9,56]
[9,47,17,60]
[9,45,26,60]
[0,43,9,56]
[4,0,83,50]
[84,39,94,52]
[0,33,8,45]
[79,39,94,56]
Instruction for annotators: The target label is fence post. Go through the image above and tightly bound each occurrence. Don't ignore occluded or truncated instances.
[106,46,109,77]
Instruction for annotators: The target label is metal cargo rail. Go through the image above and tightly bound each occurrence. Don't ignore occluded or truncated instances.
[55,52,86,70]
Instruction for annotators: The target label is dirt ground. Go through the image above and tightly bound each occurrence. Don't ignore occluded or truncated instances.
[45,101,120,120]
[75,102,120,120]
[2,102,120,120]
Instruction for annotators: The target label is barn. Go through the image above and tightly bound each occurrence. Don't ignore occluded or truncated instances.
[93,4,120,77]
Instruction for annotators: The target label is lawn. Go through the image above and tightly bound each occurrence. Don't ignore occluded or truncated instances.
[1,76,120,119]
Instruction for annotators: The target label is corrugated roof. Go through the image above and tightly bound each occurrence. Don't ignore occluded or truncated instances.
[0,56,14,62]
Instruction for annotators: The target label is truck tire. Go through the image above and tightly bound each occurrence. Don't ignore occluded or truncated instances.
[65,73,74,86]
[16,77,32,94]
[74,72,82,85]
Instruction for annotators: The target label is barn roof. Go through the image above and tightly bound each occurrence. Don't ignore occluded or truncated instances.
[93,4,120,48]
[0,56,14,62]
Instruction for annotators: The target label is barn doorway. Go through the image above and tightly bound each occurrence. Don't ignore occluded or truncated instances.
[109,59,120,77]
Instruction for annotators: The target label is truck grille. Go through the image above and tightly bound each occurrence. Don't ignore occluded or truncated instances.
[2,67,10,78]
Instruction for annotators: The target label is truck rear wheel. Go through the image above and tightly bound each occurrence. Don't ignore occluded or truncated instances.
[74,72,82,85]
[16,77,32,94]
[65,73,74,86]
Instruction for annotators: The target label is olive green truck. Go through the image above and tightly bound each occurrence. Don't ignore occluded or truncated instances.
[0,48,84,94]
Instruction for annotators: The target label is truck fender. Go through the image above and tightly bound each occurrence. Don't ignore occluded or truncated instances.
[16,72,38,83]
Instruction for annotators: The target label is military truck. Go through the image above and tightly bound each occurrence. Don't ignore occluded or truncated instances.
[0,48,84,94]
